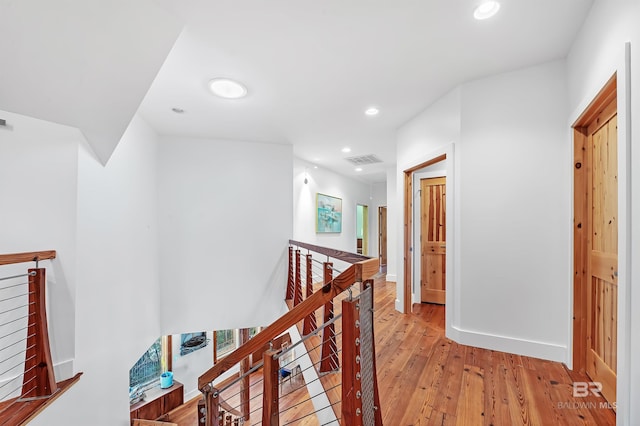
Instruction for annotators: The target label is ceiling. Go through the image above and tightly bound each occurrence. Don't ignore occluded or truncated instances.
[1,0,594,183]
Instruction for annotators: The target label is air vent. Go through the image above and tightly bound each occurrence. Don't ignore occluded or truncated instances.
[344,154,383,166]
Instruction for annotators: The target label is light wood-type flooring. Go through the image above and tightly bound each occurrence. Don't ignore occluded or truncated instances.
[161,278,616,426]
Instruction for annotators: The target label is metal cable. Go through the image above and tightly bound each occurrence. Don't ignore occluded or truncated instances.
[0,281,29,290]
[0,314,33,329]
[280,398,342,426]
[0,302,33,317]
[0,292,32,304]
[0,353,35,377]
[0,335,33,353]
[0,325,32,341]
[0,343,35,365]
[0,271,35,283]
[279,382,342,415]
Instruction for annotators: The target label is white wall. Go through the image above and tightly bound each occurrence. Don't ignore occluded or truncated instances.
[368,181,387,260]
[0,110,81,381]
[29,114,164,425]
[567,0,640,423]
[293,158,374,257]
[158,137,292,334]
[385,167,397,283]
[396,61,571,363]
[396,87,461,310]
[457,60,570,360]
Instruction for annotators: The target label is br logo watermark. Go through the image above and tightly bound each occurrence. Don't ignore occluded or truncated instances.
[557,382,616,410]
[572,381,602,398]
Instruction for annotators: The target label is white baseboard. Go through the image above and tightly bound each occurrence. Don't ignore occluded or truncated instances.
[449,325,568,364]
[385,274,397,283]
[53,358,75,381]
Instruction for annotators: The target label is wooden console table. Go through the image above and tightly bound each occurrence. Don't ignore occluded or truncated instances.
[130,380,184,423]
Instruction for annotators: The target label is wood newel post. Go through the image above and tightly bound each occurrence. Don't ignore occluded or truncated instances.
[240,328,251,422]
[303,254,316,335]
[286,247,294,300]
[262,349,280,426]
[203,385,220,426]
[22,268,56,397]
[294,250,303,306]
[320,262,338,373]
[342,297,363,426]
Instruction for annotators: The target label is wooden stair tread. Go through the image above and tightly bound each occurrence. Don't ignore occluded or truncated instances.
[0,373,82,426]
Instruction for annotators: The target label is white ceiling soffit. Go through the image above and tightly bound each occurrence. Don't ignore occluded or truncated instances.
[0,0,183,165]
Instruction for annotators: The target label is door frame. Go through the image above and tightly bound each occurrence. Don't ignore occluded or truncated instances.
[572,74,617,373]
[403,151,452,314]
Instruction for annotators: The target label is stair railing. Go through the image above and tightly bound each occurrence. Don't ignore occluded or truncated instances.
[0,251,57,405]
[198,241,381,425]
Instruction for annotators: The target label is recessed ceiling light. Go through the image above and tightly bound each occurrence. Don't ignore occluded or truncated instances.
[171,107,185,114]
[355,167,363,172]
[365,107,380,116]
[474,1,500,20]
[208,78,248,99]
[342,147,352,153]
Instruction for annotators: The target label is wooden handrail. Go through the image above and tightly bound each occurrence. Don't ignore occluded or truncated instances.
[0,250,56,266]
[288,240,370,264]
[198,257,379,390]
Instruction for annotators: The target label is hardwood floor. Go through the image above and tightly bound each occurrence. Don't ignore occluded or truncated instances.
[163,278,616,426]
[373,279,615,426]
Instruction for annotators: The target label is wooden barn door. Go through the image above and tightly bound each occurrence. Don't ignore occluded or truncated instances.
[420,177,446,304]
[573,75,617,407]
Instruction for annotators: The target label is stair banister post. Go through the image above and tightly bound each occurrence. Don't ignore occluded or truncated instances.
[262,349,280,425]
[294,250,303,306]
[320,262,338,372]
[286,246,294,300]
[303,254,317,335]
[22,268,56,397]
[203,385,220,426]
[240,328,251,422]
[341,296,364,426]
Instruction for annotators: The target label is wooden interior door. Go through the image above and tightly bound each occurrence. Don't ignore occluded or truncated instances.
[420,177,446,304]
[378,207,387,266]
[586,98,618,406]
[574,75,618,409]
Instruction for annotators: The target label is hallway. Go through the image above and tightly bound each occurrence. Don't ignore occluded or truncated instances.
[162,278,615,425]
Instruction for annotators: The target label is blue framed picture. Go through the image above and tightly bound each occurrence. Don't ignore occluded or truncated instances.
[316,193,342,233]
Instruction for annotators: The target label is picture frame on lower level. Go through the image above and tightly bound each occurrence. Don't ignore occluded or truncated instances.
[180,331,208,356]
[316,193,342,233]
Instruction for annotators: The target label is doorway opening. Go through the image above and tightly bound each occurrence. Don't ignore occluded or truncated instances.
[573,74,617,408]
[403,153,447,313]
[356,204,368,255]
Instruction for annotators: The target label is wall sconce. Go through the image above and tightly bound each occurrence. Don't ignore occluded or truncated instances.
[304,168,309,184]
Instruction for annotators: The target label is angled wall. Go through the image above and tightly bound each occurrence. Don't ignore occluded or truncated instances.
[157,137,293,334]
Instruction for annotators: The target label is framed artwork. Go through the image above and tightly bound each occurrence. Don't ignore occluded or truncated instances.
[180,331,209,356]
[316,193,342,233]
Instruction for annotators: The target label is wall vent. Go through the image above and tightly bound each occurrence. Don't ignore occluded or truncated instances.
[344,154,383,165]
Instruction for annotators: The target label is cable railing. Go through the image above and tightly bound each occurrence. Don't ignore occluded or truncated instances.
[0,250,82,426]
[197,241,381,425]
